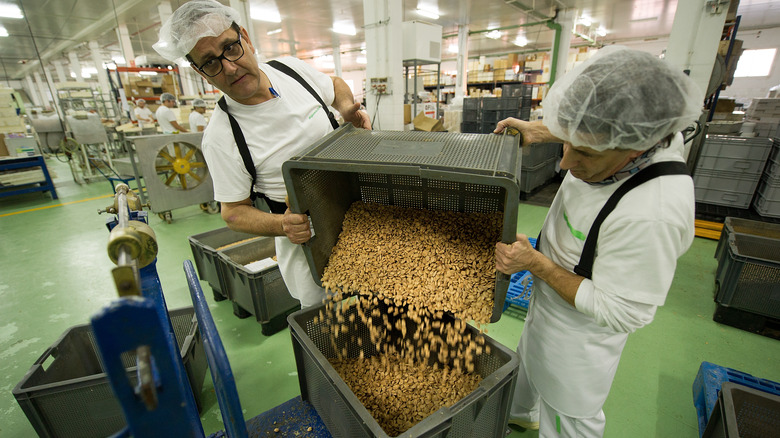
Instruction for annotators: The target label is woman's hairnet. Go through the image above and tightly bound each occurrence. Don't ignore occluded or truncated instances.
[153,0,241,64]
[542,46,703,151]
[192,98,207,107]
[160,93,176,102]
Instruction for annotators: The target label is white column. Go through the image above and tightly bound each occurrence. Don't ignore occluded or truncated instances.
[33,71,51,108]
[43,67,61,111]
[158,2,173,27]
[116,23,136,67]
[53,60,68,83]
[363,0,403,130]
[181,69,197,96]
[68,52,82,81]
[89,41,111,102]
[333,35,343,77]
[229,0,258,53]
[551,9,576,83]
[454,25,469,101]
[24,75,42,107]
[665,0,729,99]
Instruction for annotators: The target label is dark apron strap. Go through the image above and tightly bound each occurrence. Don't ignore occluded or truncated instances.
[217,96,288,215]
[267,60,340,130]
[573,161,690,279]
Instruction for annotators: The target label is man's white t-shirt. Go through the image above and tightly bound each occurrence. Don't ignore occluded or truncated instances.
[155,105,178,133]
[201,57,336,307]
[189,111,207,131]
[134,106,154,123]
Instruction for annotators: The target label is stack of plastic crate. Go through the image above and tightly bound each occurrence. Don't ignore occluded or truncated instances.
[521,142,562,193]
[753,138,780,217]
[461,94,531,134]
[693,135,773,208]
[501,84,533,120]
[746,98,780,139]
[461,97,481,134]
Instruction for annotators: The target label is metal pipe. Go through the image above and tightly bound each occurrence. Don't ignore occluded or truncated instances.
[545,20,562,86]
[115,184,130,229]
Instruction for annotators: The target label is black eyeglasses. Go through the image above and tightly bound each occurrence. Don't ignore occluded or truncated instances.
[195,29,244,77]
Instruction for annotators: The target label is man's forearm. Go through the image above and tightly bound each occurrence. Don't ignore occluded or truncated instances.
[331,76,356,114]
[528,251,585,307]
[221,203,284,236]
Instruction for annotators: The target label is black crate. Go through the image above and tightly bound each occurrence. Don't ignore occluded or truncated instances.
[481,110,503,123]
[462,109,479,122]
[482,97,500,110]
[499,97,520,111]
[463,97,480,110]
[461,121,480,133]
[518,108,532,121]
[715,234,780,319]
[188,227,260,299]
[501,84,530,99]
[702,382,780,438]
[714,217,780,263]
[480,121,497,134]
[288,301,519,438]
[713,303,780,340]
[13,307,208,438]
[217,237,301,330]
[522,142,563,168]
[282,125,521,322]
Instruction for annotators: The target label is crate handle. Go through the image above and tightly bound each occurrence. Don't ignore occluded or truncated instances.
[721,193,739,202]
[33,345,57,367]
[733,161,752,169]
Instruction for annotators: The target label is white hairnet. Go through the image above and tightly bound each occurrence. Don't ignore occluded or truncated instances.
[153,0,242,64]
[542,46,703,151]
[192,98,207,107]
[160,93,176,102]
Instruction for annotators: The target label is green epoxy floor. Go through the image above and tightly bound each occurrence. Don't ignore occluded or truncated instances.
[1,156,779,437]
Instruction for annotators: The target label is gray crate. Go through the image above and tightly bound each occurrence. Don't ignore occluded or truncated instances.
[217,237,300,326]
[463,97,480,110]
[696,136,773,175]
[714,217,780,264]
[13,307,208,438]
[754,182,780,218]
[482,97,500,110]
[694,169,760,209]
[462,109,479,122]
[282,125,521,323]
[715,234,780,319]
[188,227,260,298]
[521,157,558,193]
[702,382,780,438]
[461,121,480,133]
[522,142,562,168]
[288,301,519,438]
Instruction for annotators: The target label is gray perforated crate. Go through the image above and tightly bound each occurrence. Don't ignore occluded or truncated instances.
[188,227,260,299]
[288,300,519,438]
[715,234,780,319]
[282,125,521,323]
[12,307,207,438]
[714,217,780,263]
[702,382,780,438]
[695,136,773,175]
[694,169,760,209]
[522,142,562,168]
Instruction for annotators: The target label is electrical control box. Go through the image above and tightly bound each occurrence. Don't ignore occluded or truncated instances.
[402,20,443,63]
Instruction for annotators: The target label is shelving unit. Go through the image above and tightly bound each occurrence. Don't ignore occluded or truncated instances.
[56,82,120,121]
[404,59,441,119]
[0,155,57,199]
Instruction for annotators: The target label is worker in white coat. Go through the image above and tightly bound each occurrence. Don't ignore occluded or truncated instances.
[189,98,208,132]
[156,93,188,133]
[494,46,702,437]
[133,99,155,123]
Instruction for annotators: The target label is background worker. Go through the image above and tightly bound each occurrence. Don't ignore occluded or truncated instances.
[493,46,702,437]
[189,98,209,132]
[133,98,155,123]
[156,92,188,133]
[154,0,369,308]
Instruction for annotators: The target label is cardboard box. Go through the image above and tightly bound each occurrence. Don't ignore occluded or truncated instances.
[507,53,519,66]
[0,134,9,157]
[404,104,411,125]
[715,99,736,113]
[413,111,444,132]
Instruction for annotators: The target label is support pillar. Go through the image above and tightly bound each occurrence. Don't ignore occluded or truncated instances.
[363,0,403,130]
[89,41,112,100]
[53,60,68,83]
[24,75,42,108]
[665,0,729,99]
[116,23,136,67]
[454,25,469,101]
[333,35,343,77]
[68,52,82,81]
[33,71,51,109]
[551,9,577,83]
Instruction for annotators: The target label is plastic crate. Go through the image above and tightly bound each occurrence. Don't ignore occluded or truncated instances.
[499,97,520,110]
[520,157,557,193]
[762,157,780,179]
[462,109,479,122]
[715,234,780,319]
[501,84,530,99]
[482,97,500,110]
[518,108,531,122]
[714,217,780,263]
[695,136,773,175]
[522,142,563,168]
[463,97,480,110]
[480,121,497,134]
[287,301,519,438]
[217,237,300,332]
[188,227,260,299]
[702,382,780,438]
[13,307,208,438]
[694,169,761,209]
[461,121,480,133]
[482,109,503,123]
[754,184,780,218]
[692,361,780,438]
[282,125,521,323]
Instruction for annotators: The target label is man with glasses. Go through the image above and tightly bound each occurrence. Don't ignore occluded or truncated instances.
[154,0,369,309]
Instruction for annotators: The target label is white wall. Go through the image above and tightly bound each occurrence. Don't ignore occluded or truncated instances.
[720,27,780,100]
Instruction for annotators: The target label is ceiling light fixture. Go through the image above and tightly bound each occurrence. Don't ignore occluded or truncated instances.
[486,30,502,40]
[513,36,528,47]
[0,26,8,37]
[250,6,281,23]
[578,15,592,27]
[595,26,607,37]
[267,28,282,35]
[447,43,458,53]
[332,23,357,36]
[416,8,439,20]
[139,71,158,76]
[0,3,23,19]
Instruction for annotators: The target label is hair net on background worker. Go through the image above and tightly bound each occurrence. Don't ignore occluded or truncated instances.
[160,93,176,102]
[153,0,241,64]
[542,45,703,152]
[136,98,145,104]
[192,98,207,107]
